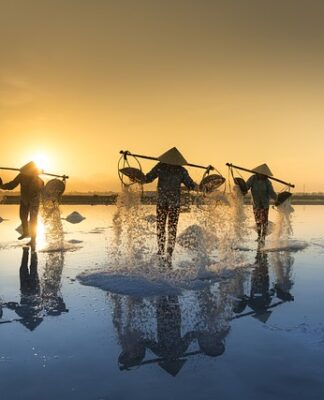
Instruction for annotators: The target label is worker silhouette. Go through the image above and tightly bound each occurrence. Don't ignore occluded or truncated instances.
[246,164,277,244]
[144,148,198,260]
[0,162,44,248]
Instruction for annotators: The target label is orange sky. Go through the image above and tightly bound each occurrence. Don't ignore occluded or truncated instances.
[1,0,324,192]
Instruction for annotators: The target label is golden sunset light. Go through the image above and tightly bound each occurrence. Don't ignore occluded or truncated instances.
[0,1,324,192]
[1,2,324,399]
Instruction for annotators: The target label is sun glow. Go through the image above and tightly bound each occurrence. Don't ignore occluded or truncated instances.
[32,153,51,172]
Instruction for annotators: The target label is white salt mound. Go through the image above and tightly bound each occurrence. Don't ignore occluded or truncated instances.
[15,224,24,234]
[78,271,180,297]
[262,240,308,253]
[177,224,217,251]
[64,211,86,224]
[143,214,156,224]
[39,240,83,253]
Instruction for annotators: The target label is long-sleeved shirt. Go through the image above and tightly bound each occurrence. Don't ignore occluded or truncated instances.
[246,174,277,209]
[1,174,44,205]
[145,163,196,206]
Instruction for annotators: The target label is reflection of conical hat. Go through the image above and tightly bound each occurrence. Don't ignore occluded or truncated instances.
[158,359,187,376]
[252,163,273,176]
[158,147,187,166]
[20,161,42,176]
[252,311,272,323]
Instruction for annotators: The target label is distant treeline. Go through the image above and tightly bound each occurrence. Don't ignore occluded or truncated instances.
[2,192,324,205]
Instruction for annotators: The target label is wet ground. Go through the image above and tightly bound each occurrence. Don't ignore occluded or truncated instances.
[0,204,324,400]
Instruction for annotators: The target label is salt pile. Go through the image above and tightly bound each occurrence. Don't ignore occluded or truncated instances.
[64,211,86,224]
[15,224,25,235]
[143,214,156,224]
[177,224,217,252]
[262,240,308,253]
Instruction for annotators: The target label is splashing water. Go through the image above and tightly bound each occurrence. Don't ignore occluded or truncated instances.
[79,186,253,296]
[41,199,64,248]
[272,199,294,241]
[40,199,64,250]
[228,186,249,246]
[40,198,67,315]
[192,190,248,266]
[112,184,153,266]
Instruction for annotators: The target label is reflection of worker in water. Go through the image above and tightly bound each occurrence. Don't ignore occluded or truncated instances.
[196,287,230,358]
[146,296,196,375]
[115,294,195,375]
[246,164,277,243]
[5,248,44,330]
[271,251,295,302]
[112,295,148,370]
[248,249,273,319]
[0,162,44,247]
[232,247,294,321]
[144,148,198,259]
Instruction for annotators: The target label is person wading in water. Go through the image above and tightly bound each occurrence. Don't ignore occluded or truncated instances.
[0,161,44,248]
[246,164,277,244]
[144,148,198,261]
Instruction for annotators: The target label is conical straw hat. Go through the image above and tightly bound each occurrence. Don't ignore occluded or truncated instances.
[20,161,42,176]
[158,147,187,166]
[252,163,273,177]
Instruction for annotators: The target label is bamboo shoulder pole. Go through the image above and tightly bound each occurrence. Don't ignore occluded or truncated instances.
[120,150,214,171]
[0,167,69,180]
[0,167,20,172]
[226,163,294,188]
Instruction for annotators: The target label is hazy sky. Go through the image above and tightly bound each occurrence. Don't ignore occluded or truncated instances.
[1,0,324,192]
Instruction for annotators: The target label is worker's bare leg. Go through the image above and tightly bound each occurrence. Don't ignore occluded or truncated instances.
[156,204,168,255]
[260,208,269,243]
[19,203,30,239]
[166,206,180,257]
[28,204,40,249]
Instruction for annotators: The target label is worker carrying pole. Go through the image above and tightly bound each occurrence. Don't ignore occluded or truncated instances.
[0,161,69,250]
[226,162,294,244]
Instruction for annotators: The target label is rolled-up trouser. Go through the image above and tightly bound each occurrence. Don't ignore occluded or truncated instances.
[253,207,269,235]
[19,201,40,239]
[156,203,180,256]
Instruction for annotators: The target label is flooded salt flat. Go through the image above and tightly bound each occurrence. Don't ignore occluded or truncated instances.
[0,203,324,400]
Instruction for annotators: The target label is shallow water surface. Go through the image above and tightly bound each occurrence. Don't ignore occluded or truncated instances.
[0,204,323,400]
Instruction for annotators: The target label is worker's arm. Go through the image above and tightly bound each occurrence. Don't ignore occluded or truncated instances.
[245,175,254,191]
[267,179,277,201]
[0,174,21,190]
[181,168,198,190]
[144,163,160,184]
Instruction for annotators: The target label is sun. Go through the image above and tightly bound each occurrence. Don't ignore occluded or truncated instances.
[32,153,51,171]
